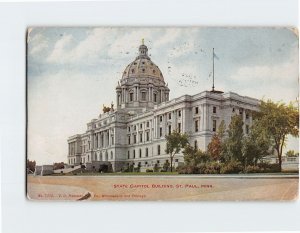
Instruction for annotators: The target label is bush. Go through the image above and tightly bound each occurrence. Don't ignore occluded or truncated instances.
[244,165,262,173]
[154,164,160,172]
[257,163,281,173]
[198,162,221,174]
[220,161,243,174]
[177,165,199,174]
[146,169,153,172]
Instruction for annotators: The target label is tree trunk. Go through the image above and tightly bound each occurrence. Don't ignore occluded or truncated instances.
[170,155,173,172]
[275,146,282,172]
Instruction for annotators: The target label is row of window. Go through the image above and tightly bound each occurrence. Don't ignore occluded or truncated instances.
[194,106,217,115]
[128,159,179,167]
[159,110,182,122]
[128,92,158,102]
[128,131,151,144]
[128,145,161,159]
[128,121,151,132]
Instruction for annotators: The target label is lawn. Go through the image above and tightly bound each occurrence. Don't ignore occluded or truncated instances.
[55,171,179,176]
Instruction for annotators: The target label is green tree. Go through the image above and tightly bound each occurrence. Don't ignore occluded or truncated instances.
[217,120,226,141]
[223,115,244,162]
[165,130,189,172]
[255,100,299,171]
[242,120,272,167]
[183,145,210,166]
[286,150,299,157]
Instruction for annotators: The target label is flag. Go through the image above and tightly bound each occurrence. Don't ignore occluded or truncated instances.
[213,51,219,60]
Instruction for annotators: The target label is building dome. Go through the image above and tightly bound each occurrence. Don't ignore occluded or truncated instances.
[121,43,164,81]
[116,41,169,111]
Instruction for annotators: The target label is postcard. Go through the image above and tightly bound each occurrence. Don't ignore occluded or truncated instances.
[26,27,299,201]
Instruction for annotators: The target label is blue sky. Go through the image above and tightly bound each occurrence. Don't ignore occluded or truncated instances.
[27,27,299,164]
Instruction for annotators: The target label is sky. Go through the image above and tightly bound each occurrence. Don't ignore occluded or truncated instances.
[27,27,299,165]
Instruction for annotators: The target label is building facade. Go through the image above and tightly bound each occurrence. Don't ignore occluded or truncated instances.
[67,42,260,172]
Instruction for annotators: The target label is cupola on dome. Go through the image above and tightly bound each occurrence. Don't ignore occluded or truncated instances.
[122,42,164,81]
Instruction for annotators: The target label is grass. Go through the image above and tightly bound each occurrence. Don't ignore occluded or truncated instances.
[54,171,179,176]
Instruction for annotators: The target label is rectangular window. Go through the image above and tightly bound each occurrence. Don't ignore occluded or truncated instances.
[195,120,199,132]
[141,92,146,101]
[159,127,163,137]
[154,93,157,102]
[140,123,143,129]
[128,126,130,132]
[146,131,149,141]
[195,107,199,114]
[139,149,142,158]
[160,115,163,122]
[127,151,130,159]
[213,120,217,132]
[133,150,135,158]
[178,110,181,117]
[146,121,150,127]
[140,133,143,143]
[168,113,171,119]
[146,148,148,157]
[178,123,181,133]
[246,114,249,119]
[128,136,131,144]
[157,145,161,155]
[168,125,172,135]
[130,93,133,102]
[111,136,114,145]
[213,106,217,113]
[134,135,137,144]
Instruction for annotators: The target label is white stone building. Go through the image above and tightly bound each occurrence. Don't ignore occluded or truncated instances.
[67,42,259,172]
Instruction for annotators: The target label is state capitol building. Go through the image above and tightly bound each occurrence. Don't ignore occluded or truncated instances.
[67,42,259,172]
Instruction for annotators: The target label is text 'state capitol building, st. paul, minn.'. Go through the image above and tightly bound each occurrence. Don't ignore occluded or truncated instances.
[67,42,259,172]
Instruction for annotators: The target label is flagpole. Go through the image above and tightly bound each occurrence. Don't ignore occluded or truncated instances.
[212,48,215,91]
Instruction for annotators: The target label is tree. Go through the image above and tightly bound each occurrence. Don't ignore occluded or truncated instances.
[165,130,189,172]
[26,159,36,173]
[207,134,222,161]
[286,150,299,157]
[255,100,299,171]
[53,162,65,170]
[162,160,170,172]
[183,145,210,166]
[242,120,272,167]
[223,115,244,162]
[207,120,226,161]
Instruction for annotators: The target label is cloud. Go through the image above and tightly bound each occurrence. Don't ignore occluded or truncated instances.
[228,59,298,102]
[47,34,75,63]
[28,33,49,55]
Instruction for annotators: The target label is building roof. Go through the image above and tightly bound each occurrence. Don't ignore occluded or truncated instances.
[121,43,164,81]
